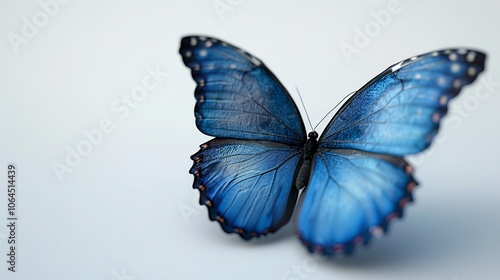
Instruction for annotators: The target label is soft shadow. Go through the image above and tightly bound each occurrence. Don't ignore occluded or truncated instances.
[316,191,500,270]
[195,218,297,250]
[225,222,296,247]
[195,185,499,269]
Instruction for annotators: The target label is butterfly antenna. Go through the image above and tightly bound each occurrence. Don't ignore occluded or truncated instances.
[313,91,357,130]
[296,87,314,131]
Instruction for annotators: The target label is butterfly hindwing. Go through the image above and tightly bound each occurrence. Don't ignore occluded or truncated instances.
[190,139,303,239]
[179,36,306,145]
[320,49,486,155]
[296,149,416,255]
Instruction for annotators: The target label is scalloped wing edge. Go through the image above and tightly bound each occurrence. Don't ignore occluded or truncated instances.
[189,140,299,240]
[296,163,418,256]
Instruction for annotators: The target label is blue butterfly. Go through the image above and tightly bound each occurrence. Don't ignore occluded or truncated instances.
[179,35,486,255]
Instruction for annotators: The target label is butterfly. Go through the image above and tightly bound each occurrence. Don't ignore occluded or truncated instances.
[179,35,486,255]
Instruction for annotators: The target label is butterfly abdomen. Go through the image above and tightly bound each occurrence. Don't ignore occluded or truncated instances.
[295,132,319,189]
[295,160,312,190]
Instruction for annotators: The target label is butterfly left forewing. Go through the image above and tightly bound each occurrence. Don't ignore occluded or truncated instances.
[179,35,306,146]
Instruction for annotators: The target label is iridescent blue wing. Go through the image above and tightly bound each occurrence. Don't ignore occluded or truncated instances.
[295,149,416,255]
[179,35,306,145]
[320,49,486,154]
[190,139,302,239]
[296,49,486,255]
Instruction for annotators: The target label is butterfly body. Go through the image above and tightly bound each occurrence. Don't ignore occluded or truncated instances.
[180,35,486,255]
[295,131,318,190]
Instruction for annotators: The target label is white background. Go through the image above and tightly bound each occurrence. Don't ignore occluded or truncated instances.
[1,0,499,279]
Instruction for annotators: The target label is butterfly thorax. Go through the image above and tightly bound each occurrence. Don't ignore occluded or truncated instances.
[304,131,319,159]
[295,131,318,190]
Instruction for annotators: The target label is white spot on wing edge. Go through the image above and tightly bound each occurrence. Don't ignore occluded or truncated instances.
[467,51,476,62]
[190,37,197,46]
[198,94,205,103]
[391,61,404,72]
[449,52,458,61]
[370,226,384,238]
[249,56,262,66]
[468,67,477,76]
[439,95,448,105]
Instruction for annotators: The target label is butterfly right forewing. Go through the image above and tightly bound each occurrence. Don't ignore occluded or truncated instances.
[319,49,486,155]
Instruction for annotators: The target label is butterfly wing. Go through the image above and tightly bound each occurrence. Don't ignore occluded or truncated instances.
[296,49,486,254]
[295,149,416,255]
[190,139,302,239]
[320,49,486,155]
[180,36,308,238]
[179,35,306,145]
